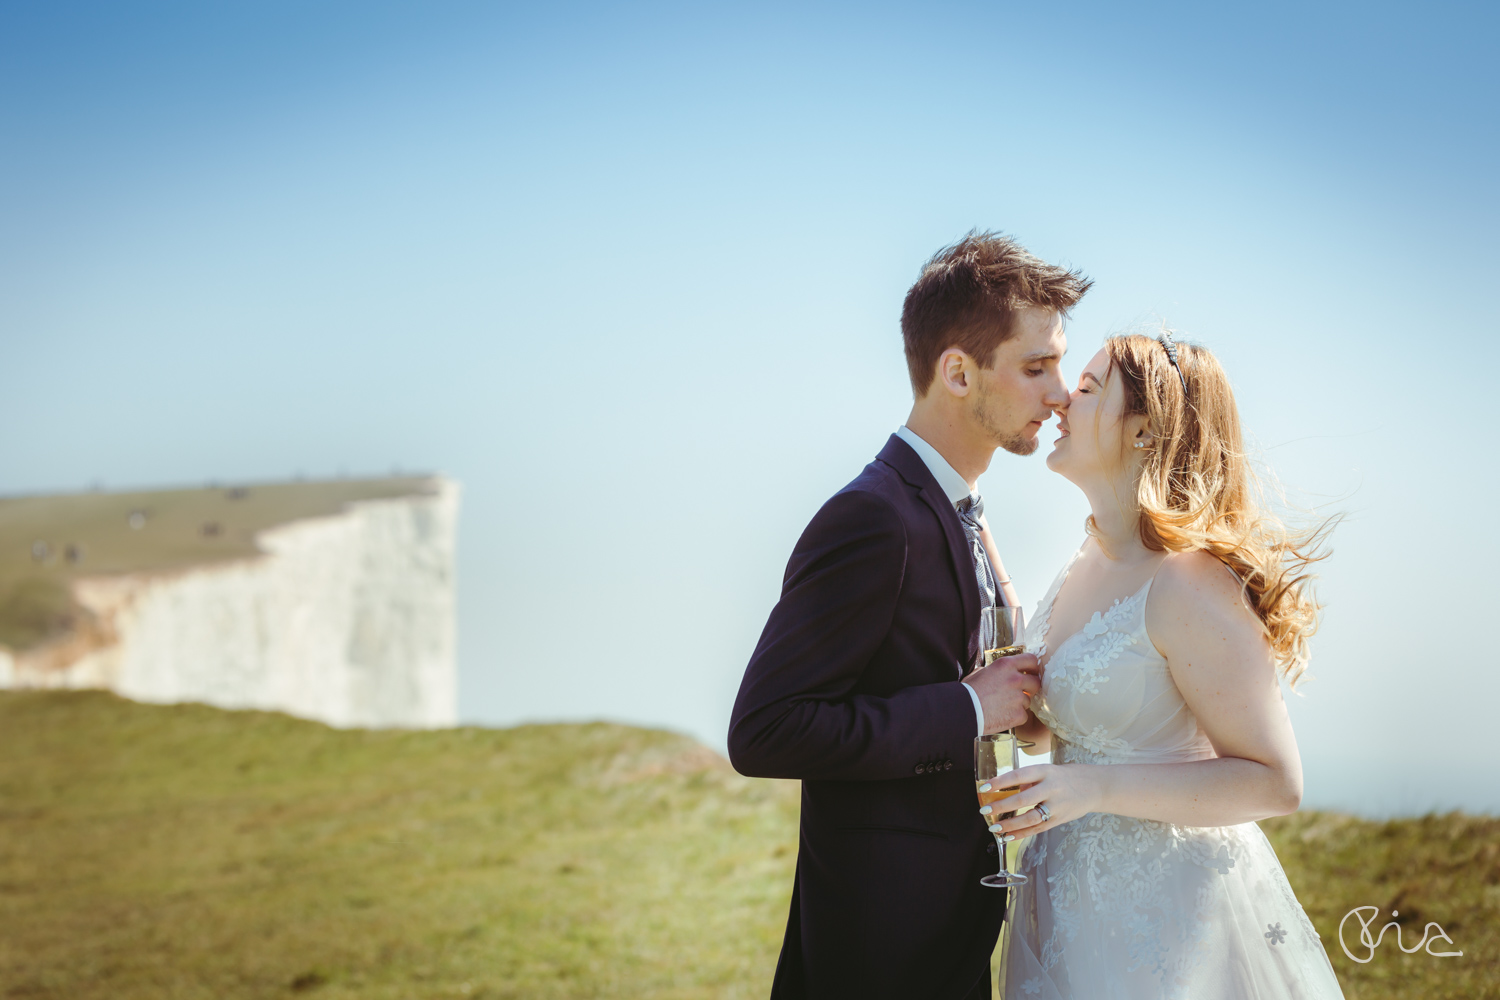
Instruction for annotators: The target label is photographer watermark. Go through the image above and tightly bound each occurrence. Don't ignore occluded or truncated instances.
[1338,907,1463,963]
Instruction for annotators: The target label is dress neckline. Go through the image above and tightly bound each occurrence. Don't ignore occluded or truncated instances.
[1035,542,1164,668]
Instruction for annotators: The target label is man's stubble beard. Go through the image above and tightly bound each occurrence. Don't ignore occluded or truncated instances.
[998,431,1039,457]
[974,385,1039,457]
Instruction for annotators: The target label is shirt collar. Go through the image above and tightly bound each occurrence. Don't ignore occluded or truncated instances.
[894,425,975,509]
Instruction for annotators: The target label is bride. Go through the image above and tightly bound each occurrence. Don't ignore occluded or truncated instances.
[991,331,1345,999]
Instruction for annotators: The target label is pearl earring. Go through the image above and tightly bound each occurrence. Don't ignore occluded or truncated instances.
[1133,441,1146,449]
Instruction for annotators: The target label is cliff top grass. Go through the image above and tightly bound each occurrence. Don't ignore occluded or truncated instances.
[1,690,1496,1000]
[0,476,441,649]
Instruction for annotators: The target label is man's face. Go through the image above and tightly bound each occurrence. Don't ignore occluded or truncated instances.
[971,306,1070,456]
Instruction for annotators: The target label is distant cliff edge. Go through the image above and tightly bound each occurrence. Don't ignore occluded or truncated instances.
[0,476,458,728]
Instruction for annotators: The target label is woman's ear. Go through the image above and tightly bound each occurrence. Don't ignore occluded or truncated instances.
[1124,413,1155,450]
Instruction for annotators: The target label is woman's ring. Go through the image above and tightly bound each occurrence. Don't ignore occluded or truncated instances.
[1033,804,1051,824]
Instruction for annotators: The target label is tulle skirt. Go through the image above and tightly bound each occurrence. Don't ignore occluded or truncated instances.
[999,812,1345,999]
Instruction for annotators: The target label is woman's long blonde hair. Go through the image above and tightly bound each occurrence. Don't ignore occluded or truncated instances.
[1095,331,1334,686]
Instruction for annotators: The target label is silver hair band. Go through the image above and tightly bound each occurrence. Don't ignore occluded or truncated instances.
[1157,330,1189,395]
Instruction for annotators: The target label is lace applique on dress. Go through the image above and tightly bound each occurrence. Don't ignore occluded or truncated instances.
[1042,812,1177,977]
[1046,593,1143,695]
[1253,827,1327,948]
[1168,823,1238,876]
[1053,731,1133,763]
[1037,812,1240,993]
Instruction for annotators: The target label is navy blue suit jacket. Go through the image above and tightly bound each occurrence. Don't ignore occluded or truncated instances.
[728,435,1005,999]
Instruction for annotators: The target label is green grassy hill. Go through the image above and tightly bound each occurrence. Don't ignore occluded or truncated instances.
[0,691,1494,999]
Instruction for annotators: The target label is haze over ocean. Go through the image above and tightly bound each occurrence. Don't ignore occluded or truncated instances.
[2,2,1495,816]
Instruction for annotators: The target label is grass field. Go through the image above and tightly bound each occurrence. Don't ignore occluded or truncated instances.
[0,691,1494,999]
[0,477,438,650]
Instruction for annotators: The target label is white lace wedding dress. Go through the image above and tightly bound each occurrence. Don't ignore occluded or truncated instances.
[1000,547,1345,1000]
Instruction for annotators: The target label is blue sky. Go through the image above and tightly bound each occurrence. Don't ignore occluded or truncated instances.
[2,1,1496,815]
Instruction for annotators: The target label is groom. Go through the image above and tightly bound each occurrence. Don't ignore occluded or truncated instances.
[728,232,1091,999]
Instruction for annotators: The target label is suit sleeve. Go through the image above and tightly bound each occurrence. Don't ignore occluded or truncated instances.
[727,488,976,781]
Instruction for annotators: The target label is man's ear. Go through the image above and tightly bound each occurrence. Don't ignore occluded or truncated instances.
[936,348,973,398]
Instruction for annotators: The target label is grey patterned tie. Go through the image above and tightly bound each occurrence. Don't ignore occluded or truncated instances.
[956,494,1000,657]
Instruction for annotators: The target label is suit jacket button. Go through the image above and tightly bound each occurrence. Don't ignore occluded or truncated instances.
[986,842,998,855]
[943,760,953,770]
[914,764,925,774]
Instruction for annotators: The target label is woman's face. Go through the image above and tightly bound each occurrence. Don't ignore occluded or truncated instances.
[1046,347,1131,483]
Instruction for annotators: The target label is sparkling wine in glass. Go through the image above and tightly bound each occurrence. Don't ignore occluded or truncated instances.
[975,731,1027,887]
[982,605,1033,753]
[982,604,1026,665]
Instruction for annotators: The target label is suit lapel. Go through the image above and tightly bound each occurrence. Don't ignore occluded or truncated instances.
[876,436,982,668]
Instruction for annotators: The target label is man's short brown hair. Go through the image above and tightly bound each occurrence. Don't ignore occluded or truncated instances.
[900,230,1093,395]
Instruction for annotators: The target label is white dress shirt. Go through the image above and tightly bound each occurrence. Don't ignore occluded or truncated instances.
[894,425,989,737]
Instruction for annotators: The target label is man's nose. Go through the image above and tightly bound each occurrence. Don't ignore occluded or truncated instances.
[1043,372,1069,409]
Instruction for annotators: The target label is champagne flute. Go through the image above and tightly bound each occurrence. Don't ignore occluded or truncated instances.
[975,731,1026,887]
[976,605,1030,887]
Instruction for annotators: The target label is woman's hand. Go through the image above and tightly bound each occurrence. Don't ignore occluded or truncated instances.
[983,763,1104,841]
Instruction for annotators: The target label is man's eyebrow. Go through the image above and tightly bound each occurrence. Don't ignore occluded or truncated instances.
[1020,351,1061,362]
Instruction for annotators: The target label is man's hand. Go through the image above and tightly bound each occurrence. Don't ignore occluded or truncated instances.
[963,653,1042,733]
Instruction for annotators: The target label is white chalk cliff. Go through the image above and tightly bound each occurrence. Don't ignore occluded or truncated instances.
[0,481,458,728]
